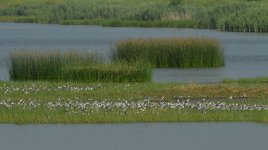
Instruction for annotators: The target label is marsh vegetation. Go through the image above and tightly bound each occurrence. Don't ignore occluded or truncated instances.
[3,46,268,123]
[9,50,152,82]
[0,0,268,32]
[9,37,224,82]
[0,1,268,124]
[0,81,268,123]
[113,37,224,68]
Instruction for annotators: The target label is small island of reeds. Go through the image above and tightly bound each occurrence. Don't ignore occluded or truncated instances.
[113,37,224,68]
[9,50,152,82]
[9,37,224,82]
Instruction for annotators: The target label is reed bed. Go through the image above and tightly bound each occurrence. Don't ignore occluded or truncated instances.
[9,50,101,81]
[10,51,62,81]
[1,0,268,32]
[63,61,151,82]
[193,1,268,32]
[217,6,268,32]
[61,19,195,28]
[9,50,151,82]
[113,37,224,68]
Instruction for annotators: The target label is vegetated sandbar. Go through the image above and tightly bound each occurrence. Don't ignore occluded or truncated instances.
[0,81,268,124]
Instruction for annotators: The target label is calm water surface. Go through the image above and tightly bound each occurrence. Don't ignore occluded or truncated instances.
[1,23,268,82]
[0,123,267,150]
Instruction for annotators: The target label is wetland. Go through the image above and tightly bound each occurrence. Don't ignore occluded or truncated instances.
[1,0,268,149]
[1,23,268,82]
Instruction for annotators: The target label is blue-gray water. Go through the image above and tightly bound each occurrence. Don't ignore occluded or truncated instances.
[1,23,268,82]
[0,123,267,150]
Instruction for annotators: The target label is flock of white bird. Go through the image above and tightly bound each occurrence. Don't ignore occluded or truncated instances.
[1,84,267,114]
[0,98,267,114]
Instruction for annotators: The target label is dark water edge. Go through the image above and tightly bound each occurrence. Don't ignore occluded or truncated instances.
[1,23,268,83]
[0,123,267,150]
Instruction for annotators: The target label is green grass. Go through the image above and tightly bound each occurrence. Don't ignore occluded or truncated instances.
[63,61,152,82]
[1,82,268,102]
[113,37,224,68]
[1,0,268,32]
[0,0,63,6]
[1,109,268,124]
[0,81,268,124]
[10,50,63,81]
[194,1,268,32]
[217,6,268,32]
[61,19,195,28]
[9,39,222,81]
[9,50,101,81]
[9,50,151,82]
[0,16,20,22]
[223,77,268,84]
[0,16,35,22]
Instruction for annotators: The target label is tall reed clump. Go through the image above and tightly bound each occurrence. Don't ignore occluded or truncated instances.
[9,50,101,81]
[9,50,151,82]
[192,1,268,32]
[9,51,62,81]
[192,2,250,29]
[113,37,224,68]
[217,4,268,32]
[63,61,151,82]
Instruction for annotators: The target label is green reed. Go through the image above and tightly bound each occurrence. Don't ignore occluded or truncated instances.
[193,1,268,32]
[63,61,151,82]
[9,50,101,81]
[10,51,61,81]
[1,0,268,32]
[9,50,151,82]
[113,37,224,68]
[216,4,268,32]
[61,19,195,28]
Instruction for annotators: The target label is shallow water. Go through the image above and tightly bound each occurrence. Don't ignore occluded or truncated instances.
[0,123,267,150]
[1,23,268,82]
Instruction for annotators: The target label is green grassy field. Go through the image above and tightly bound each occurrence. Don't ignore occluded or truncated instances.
[0,0,268,32]
[0,81,268,124]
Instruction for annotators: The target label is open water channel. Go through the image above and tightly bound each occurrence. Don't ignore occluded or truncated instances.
[0,123,268,150]
[1,23,268,82]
